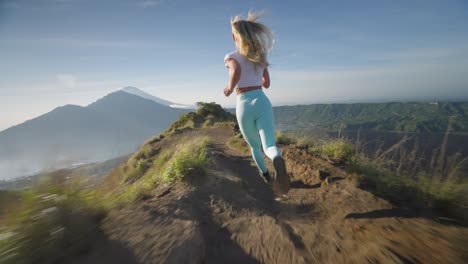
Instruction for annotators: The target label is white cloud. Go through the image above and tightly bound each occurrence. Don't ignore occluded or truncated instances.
[56,74,78,88]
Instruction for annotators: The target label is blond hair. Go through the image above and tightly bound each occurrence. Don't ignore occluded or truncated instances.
[231,11,274,71]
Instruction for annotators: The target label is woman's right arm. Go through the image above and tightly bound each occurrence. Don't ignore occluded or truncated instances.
[224,58,241,97]
[262,68,270,88]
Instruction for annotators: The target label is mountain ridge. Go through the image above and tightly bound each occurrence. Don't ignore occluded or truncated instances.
[273,101,468,133]
[0,89,190,179]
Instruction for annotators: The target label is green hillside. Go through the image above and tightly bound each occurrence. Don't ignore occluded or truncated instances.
[273,102,468,133]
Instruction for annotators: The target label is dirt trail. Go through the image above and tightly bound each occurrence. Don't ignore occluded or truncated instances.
[71,127,468,264]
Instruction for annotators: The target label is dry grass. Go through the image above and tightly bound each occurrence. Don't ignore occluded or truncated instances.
[160,136,212,183]
[227,133,250,154]
[320,139,355,163]
[0,182,108,264]
[275,131,297,145]
[349,156,468,221]
[347,131,468,222]
[111,135,213,205]
[285,128,468,222]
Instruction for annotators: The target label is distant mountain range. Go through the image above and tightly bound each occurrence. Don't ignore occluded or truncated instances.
[0,88,192,180]
[3,87,468,180]
[273,102,468,133]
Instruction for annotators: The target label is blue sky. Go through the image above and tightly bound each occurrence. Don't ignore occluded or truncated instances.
[1,0,468,130]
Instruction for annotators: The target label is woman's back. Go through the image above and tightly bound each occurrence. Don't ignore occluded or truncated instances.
[224,51,264,88]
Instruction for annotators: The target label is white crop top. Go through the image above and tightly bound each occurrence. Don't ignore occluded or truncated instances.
[224,51,264,88]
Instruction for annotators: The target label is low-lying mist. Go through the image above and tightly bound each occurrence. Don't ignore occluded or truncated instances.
[0,147,135,181]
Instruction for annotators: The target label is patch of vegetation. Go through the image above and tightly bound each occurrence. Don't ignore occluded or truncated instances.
[227,133,250,154]
[152,149,174,171]
[164,112,199,134]
[202,118,214,128]
[320,140,354,163]
[163,102,236,135]
[0,182,108,264]
[114,172,156,205]
[277,130,354,164]
[125,159,150,183]
[108,135,213,206]
[212,121,236,127]
[275,131,297,145]
[123,137,165,183]
[195,102,235,121]
[145,134,164,145]
[348,158,468,222]
[161,137,213,183]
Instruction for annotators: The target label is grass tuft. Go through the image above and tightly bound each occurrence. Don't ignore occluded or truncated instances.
[275,131,297,145]
[320,139,354,163]
[161,137,212,183]
[227,133,250,154]
[125,159,150,183]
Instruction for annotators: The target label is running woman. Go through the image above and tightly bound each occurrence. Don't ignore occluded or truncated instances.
[223,11,290,196]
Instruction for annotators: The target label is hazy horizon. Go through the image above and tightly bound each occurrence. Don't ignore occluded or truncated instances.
[2,86,468,132]
[1,0,468,130]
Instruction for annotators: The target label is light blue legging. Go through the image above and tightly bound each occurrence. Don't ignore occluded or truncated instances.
[236,89,282,174]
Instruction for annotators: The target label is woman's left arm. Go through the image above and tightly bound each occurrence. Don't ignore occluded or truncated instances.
[262,68,270,89]
[224,58,241,97]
